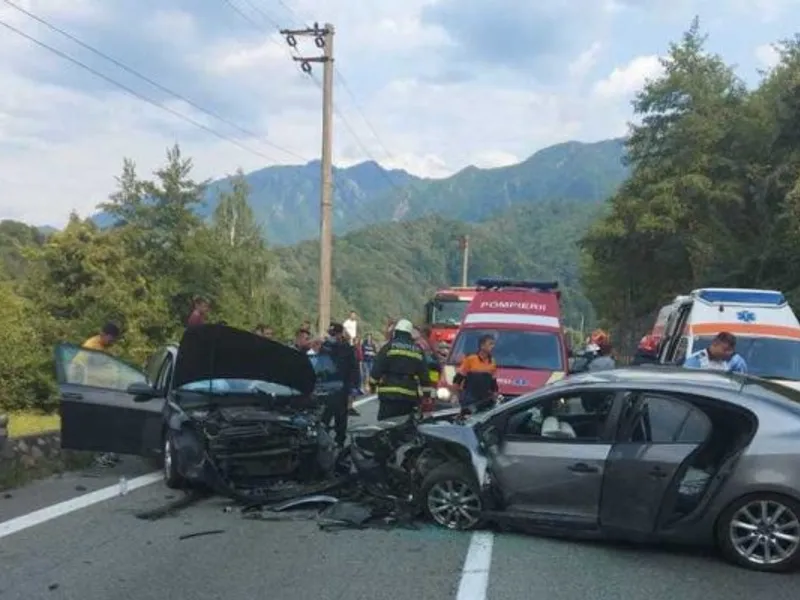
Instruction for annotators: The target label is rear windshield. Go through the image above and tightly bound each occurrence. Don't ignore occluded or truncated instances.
[692,336,800,381]
[448,328,563,371]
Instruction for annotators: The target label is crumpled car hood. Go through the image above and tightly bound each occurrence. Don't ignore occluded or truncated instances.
[173,324,315,395]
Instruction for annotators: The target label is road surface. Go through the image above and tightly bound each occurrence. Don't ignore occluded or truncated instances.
[1,396,797,600]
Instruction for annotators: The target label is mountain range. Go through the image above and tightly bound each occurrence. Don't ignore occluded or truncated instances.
[91,137,628,246]
[44,137,632,329]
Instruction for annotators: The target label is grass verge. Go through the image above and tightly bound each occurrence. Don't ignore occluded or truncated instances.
[0,450,95,492]
[7,411,60,438]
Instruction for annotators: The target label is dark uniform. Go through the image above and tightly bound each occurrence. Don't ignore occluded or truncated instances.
[320,337,359,445]
[370,332,432,420]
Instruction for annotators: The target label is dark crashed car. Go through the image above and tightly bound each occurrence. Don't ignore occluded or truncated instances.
[409,367,800,572]
[56,324,344,495]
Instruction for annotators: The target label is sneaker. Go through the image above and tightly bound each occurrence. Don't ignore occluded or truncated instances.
[348,408,360,417]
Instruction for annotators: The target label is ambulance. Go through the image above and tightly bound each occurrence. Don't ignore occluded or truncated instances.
[438,278,568,402]
[656,288,800,389]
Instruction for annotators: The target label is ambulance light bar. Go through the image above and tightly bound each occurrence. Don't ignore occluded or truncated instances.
[694,289,786,306]
[476,278,559,291]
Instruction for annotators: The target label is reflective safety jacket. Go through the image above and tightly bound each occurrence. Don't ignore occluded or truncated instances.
[369,333,432,403]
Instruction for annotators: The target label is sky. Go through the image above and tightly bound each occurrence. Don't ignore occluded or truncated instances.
[0,0,797,227]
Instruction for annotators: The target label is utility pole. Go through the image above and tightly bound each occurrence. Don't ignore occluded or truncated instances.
[458,234,469,287]
[281,23,335,335]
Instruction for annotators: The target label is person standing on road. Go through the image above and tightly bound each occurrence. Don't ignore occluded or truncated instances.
[361,333,377,388]
[343,311,358,345]
[369,318,432,421]
[320,323,359,446]
[78,322,122,467]
[186,296,210,327]
[289,327,311,352]
[683,331,747,373]
[452,334,498,415]
[81,322,121,352]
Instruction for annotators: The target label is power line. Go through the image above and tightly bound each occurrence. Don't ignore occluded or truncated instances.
[0,18,293,163]
[2,0,307,162]
[334,69,399,165]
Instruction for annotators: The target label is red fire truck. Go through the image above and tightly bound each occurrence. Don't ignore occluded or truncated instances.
[423,286,478,349]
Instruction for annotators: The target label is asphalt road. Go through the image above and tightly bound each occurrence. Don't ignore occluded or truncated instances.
[1,397,798,600]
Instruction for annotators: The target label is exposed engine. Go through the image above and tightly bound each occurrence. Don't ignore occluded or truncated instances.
[197,404,333,487]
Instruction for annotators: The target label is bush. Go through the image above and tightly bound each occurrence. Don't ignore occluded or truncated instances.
[0,282,56,412]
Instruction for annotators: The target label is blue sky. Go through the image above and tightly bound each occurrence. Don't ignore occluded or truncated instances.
[0,0,796,226]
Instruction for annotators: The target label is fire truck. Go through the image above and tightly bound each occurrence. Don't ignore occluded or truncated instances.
[423,286,478,349]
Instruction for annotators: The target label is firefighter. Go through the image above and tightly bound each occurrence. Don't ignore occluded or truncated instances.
[369,318,432,420]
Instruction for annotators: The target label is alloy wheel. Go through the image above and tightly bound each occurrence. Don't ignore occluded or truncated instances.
[427,479,481,530]
[729,499,800,566]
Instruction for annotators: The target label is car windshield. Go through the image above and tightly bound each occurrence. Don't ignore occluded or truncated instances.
[432,300,469,326]
[178,352,342,395]
[448,328,564,371]
[692,336,800,381]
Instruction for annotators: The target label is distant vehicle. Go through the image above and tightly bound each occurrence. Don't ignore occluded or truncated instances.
[439,279,568,401]
[423,286,477,349]
[413,367,800,572]
[655,288,800,389]
[55,324,344,494]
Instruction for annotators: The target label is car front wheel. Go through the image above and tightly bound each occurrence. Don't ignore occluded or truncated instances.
[717,493,800,572]
[163,432,185,490]
[420,462,483,531]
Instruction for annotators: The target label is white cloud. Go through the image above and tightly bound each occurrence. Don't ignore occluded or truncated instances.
[755,43,780,69]
[568,42,603,80]
[591,55,663,99]
[0,0,792,227]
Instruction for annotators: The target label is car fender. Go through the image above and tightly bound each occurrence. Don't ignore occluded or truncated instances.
[417,423,489,485]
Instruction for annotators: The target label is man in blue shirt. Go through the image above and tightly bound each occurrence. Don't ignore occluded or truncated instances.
[683,331,747,374]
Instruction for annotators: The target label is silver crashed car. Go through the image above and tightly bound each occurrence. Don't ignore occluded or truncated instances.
[413,367,800,572]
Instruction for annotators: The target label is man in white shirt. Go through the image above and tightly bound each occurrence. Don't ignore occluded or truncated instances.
[343,310,358,344]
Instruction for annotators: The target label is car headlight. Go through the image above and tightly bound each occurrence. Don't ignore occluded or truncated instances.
[436,387,452,401]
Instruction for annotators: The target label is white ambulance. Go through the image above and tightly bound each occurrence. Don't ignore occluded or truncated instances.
[656,288,800,389]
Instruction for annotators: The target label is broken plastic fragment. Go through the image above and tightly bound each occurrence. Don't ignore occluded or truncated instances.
[270,494,340,512]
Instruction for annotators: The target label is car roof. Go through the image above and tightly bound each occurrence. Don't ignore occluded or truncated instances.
[555,366,747,401]
[556,366,800,414]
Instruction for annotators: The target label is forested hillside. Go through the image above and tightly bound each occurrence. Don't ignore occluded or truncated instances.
[274,199,603,331]
[581,20,800,353]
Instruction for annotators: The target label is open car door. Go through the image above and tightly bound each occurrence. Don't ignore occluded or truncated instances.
[55,344,165,456]
[599,392,711,534]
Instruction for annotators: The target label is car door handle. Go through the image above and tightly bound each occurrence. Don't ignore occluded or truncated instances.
[61,392,84,400]
[568,462,598,474]
[648,466,668,478]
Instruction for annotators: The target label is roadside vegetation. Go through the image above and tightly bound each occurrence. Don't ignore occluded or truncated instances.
[0,146,299,429]
[2,18,799,434]
[581,20,800,352]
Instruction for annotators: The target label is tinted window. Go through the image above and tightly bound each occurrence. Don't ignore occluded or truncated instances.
[692,336,800,381]
[676,408,712,443]
[449,328,563,371]
[56,345,146,391]
[630,396,690,443]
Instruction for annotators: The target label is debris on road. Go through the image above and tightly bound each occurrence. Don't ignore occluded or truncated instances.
[179,529,225,541]
[135,489,209,521]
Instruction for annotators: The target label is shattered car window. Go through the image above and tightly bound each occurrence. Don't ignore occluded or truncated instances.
[179,379,301,395]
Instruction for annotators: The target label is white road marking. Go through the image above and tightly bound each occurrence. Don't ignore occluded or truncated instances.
[456,531,495,600]
[0,396,378,540]
[0,471,161,540]
[353,394,377,407]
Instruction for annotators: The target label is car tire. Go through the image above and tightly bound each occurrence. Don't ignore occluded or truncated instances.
[716,492,800,572]
[162,431,185,490]
[420,462,483,531]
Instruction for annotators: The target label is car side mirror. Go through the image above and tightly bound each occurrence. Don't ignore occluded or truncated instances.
[127,381,158,402]
[481,425,500,448]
